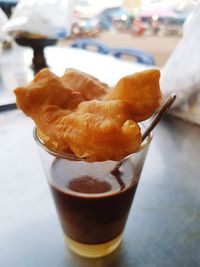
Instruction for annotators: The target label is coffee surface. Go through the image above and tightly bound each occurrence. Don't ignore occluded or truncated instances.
[68,175,111,194]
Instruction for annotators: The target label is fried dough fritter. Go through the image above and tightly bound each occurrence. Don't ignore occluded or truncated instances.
[34,100,141,161]
[61,68,108,101]
[105,69,162,121]
[14,68,162,162]
[15,68,83,117]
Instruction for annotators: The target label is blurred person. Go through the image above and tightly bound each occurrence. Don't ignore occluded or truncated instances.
[133,17,144,36]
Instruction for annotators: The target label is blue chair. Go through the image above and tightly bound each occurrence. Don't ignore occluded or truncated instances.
[109,48,155,66]
[71,39,110,54]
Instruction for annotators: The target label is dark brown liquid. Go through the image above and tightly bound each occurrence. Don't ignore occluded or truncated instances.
[49,159,139,244]
[68,176,111,194]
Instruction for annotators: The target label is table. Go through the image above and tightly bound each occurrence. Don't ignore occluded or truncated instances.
[1,45,200,267]
[1,112,200,267]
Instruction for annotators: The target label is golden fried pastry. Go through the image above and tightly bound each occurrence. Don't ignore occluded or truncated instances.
[64,100,141,161]
[14,68,162,162]
[35,105,71,152]
[34,100,141,162]
[15,68,84,117]
[105,69,162,121]
[61,69,108,101]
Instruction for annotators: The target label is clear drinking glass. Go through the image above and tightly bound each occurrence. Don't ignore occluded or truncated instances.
[34,127,152,258]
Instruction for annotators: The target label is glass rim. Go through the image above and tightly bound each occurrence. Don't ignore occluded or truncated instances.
[33,124,152,162]
[33,125,152,199]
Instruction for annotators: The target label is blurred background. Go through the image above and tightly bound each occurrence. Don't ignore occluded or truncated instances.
[0,0,199,67]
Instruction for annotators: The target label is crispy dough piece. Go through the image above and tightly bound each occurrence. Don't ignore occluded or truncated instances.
[35,105,71,152]
[35,100,141,162]
[14,68,163,162]
[105,69,162,121]
[14,68,83,117]
[61,68,108,101]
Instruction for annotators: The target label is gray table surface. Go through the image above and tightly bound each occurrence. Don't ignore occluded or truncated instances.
[0,110,200,267]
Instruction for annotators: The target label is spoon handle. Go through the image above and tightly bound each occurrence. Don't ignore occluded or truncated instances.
[142,94,176,142]
[113,94,176,172]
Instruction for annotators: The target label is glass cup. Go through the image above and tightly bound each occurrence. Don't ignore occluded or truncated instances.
[34,127,152,258]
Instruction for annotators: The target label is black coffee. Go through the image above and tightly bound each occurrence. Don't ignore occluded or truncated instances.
[49,159,139,244]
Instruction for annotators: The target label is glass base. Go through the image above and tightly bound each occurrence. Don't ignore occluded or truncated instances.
[65,234,122,258]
